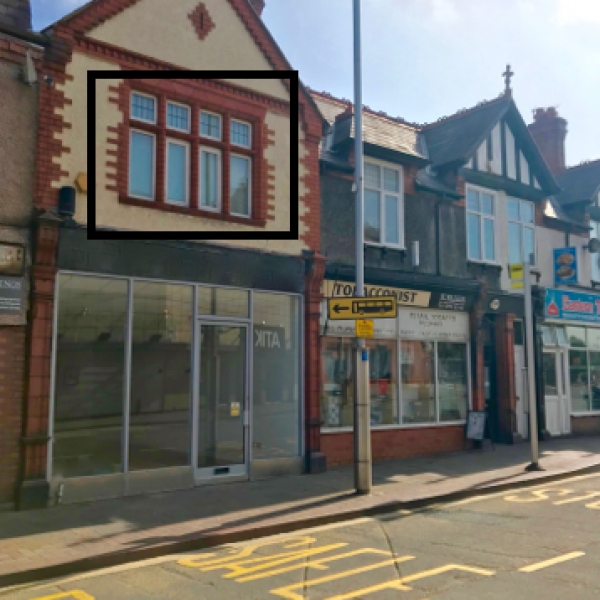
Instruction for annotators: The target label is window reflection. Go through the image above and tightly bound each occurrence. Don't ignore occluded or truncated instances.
[401,341,435,424]
[54,275,127,478]
[129,281,192,471]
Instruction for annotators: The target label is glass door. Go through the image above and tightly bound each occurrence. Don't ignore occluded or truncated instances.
[196,322,249,479]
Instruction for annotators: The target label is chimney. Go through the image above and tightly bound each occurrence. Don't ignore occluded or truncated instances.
[528,107,568,176]
[0,0,32,31]
[248,0,265,17]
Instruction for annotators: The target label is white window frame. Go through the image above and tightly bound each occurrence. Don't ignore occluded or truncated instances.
[165,138,190,206]
[591,220,600,282]
[507,197,536,265]
[166,101,191,133]
[199,146,222,212]
[465,184,497,264]
[363,158,404,249]
[128,129,156,201]
[230,153,252,218]
[200,110,222,141]
[230,118,252,149]
[130,91,157,125]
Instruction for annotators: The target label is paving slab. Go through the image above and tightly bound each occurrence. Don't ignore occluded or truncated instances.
[1,436,600,588]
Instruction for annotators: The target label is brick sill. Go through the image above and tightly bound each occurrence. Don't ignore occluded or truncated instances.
[119,196,267,228]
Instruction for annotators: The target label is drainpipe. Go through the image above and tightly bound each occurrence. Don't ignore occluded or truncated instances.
[435,194,446,276]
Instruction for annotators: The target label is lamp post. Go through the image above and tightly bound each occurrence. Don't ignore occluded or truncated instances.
[353,0,371,494]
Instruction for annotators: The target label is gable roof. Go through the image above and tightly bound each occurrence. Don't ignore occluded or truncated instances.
[311,91,428,164]
[555,159,600,207]
[423,94,560,194]
[43,0,325,131]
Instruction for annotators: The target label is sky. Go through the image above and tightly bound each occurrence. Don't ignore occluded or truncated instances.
[32,0,600,165]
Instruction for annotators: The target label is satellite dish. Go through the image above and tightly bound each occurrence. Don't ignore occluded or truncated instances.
[587,238,600,254]
[22,50,37,86]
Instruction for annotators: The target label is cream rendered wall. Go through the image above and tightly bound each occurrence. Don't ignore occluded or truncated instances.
[87,0,288,100]
[476,140,487,170]
[505,124,516,180]
[537,227,591,289]
[55,52,309,255]
[520,151,530,185]
[490,123,502,175]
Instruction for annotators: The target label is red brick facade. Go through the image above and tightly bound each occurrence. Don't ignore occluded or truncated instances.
[18,0,323,507]
[0,327,26,503]
[322,426,467,467]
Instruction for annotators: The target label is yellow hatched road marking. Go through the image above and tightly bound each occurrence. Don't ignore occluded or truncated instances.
[504,489,573,502]
[237,548,391,583]
[519,552,585,573]
[325,564,495,600]
[269,555,415,600]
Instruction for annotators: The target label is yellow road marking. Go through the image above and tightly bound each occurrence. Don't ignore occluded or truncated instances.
[269,555,415,600]
[237,548,391,583]
[504,489,573,502]
[325,564,494,599]
[178,535,317,568]
[31,592,94,600]
[519,551,585,573]
[554,492,600,505]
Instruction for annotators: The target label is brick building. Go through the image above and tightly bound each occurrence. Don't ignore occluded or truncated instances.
[0,0,47,508]
[312,75,561,466]
[16,0,325,509]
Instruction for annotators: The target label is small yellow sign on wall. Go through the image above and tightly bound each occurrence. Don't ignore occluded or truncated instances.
[355,319,374,338]
[509,262,524,289]
[75,172,88,193]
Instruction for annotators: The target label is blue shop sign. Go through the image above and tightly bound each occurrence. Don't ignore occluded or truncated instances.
[553,247,578,286]
[545,288,600,323]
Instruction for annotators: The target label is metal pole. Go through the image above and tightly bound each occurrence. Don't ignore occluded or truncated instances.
[523,262,542,471]
[353,0,371,494]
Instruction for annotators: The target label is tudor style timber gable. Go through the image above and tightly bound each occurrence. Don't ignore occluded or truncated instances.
[35,0,323,253]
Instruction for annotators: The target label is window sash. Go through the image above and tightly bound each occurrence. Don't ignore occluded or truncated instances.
[166,140,189,205]
[131,92,156,124]
[129,130,155,200]
[230,119,252,149]
[200,111,222,140]
[166,102,191,132]
[200,147,222,211]
[230,154,252,217]
[466,188,495,261]
[507,198,536,265]
[364,162,403,247]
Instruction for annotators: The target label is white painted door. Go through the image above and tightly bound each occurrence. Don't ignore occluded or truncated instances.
[543,350,569,436]
[514,345,528,439]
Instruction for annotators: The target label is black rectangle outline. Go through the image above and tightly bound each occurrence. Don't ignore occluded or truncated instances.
[87,69,300,242]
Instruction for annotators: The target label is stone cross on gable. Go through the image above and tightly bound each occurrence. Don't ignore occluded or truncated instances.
[503,64,514,96]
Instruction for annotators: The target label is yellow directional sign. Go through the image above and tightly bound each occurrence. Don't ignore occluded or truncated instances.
[509,262,524,289]
[327,297,398,320]
[355,319,374,338]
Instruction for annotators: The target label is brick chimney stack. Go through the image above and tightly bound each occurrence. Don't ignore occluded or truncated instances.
[0,0,32,31]
[528,107,568,176]
[248,0,265,17]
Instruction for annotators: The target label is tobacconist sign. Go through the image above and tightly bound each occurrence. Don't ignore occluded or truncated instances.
[0,276,26,316]
[322,280,473,312]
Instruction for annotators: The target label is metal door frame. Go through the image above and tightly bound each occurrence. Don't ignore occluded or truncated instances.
[193,319,251,481]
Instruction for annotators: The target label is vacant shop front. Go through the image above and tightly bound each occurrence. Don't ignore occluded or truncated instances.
[49,270,302,503]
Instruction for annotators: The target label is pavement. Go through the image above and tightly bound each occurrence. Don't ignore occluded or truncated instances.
[1,436,600,589]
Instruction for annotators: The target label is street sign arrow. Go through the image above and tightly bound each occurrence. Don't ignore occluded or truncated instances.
[327,296,398,320]
[333,304,349,314]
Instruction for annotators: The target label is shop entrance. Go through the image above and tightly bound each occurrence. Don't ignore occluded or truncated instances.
[195,322,249,480]
[543,350,569,436]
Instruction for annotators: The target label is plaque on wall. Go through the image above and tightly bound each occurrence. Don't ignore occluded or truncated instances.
[0,277,26,316]
[0,243,25,276]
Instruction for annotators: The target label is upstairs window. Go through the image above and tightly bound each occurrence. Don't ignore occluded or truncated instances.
[231,120,252,148]
[364,162,404,247]
[200,111,222,140]
[466,187,495,262]
[507,198,535,265]
[129,130,155,200]
[167,102,190,132]
[131,92,156,124]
